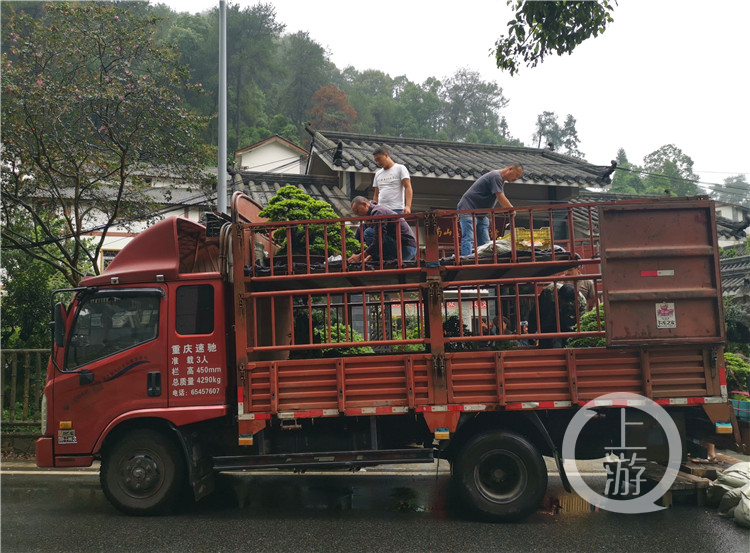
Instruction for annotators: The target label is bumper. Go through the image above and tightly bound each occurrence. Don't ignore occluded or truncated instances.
[35,437,54,467]
[35,437,95,468]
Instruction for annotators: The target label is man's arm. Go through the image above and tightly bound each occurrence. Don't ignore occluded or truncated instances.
[495,192,514,210]
[402,178,413,214]
[373,187,380,204]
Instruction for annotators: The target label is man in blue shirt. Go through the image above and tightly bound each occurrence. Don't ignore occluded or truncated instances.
[457,163,524,257]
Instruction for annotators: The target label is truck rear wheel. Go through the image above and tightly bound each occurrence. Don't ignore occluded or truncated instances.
[453,430,547,522]
[100,429,185,515]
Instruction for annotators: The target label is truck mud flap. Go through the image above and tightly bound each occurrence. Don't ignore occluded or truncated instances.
[523,411,571,493]
[170,423,215,502]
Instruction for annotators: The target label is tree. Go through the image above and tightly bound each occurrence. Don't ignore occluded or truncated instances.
[713,174,750,208]
[307,85,358,133]
[642,144,701,197]
[439,68,509,142]
[608,145,702,197]
[339,67,397,135]
[275,31,331,129]
[609,148,645,194]
[223,3,285,150]
[560,114,584,158]
[1,2,211,287]
[494,0,615,75]
[531,111,583,156]
[1,243,67,348]
[393,77,444,139]
[532,111,563,149]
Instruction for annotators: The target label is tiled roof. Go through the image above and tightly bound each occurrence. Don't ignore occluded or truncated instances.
[306,126,616,187]
[237,171,353,217]
[721,255,750,299]
[575,191,749,241]
[235,134,308,156]
[716,215,750,240]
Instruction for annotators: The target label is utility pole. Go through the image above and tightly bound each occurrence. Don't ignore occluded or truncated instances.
[217,0,228,213]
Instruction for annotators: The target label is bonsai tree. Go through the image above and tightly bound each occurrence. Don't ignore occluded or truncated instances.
[258,185,360,256]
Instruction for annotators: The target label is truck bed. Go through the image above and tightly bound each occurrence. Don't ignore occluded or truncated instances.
[239,345,724,420]
[231,195,726,424]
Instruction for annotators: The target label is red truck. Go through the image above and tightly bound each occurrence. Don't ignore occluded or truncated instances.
[36,193,739,521]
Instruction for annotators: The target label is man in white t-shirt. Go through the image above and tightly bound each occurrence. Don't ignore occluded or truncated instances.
[372,146,412,214]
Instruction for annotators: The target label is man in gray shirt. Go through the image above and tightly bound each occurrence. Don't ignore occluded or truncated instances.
[457,163,523,257]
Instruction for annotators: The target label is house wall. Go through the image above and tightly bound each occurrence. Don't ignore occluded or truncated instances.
[237,142,305,174]
[92,204,206,272]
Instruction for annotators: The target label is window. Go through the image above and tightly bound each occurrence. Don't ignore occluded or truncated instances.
[175,285,214,335]
[101,249,119,271]
[67,290,161,370]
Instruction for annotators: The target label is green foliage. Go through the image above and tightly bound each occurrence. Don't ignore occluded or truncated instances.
[258,185,360,256]
[725,352,750,393]
[439,68,508,142]
[1,244,67,348]
[393,319,426,353]
[1,2,211,286]
[290,304,373,358]
[494,1,615,75]
[315,324,374,357]
[724,297,750,356]
[642,144,701,196]
[566,305,606,348]
[609,144,701,197]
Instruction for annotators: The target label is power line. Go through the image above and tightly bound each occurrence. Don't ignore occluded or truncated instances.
[614,166,750,201]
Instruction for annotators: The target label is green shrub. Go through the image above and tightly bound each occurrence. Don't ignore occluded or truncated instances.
[315,323,374,357]
[566,305,606,348]
[393,321,426,353]
[726,352,750,393]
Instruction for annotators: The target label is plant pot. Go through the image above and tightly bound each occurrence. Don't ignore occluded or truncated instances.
[731,399,750,422]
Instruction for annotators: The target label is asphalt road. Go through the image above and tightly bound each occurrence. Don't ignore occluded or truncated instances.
[2,460,748,553]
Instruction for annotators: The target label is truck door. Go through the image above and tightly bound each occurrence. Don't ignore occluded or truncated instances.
[52,287,167,456]
[166,281,228,407]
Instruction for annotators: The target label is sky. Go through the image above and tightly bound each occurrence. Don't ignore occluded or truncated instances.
[154,0,750,191]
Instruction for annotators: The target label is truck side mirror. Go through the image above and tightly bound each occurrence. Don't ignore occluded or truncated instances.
[53,302,66,348]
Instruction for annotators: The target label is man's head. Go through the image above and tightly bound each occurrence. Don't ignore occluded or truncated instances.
[351,196,371,216]
[500,162,524,183]
[372,146,394,170]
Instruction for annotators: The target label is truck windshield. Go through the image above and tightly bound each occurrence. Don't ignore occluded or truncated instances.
[66,292,160,370]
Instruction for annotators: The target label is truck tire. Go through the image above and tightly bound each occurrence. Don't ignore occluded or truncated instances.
[453,430,547,522]
[100,429,185,516]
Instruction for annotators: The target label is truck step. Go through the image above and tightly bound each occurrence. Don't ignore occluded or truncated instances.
[212,448,434,471]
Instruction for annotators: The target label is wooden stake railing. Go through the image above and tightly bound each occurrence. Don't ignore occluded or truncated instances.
[1,349,47,425]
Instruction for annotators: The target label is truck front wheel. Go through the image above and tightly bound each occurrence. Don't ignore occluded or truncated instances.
[453,430,547,522]
[100,429,185,515]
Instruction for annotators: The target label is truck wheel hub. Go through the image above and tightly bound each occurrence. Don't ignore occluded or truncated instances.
[123,455,160,493]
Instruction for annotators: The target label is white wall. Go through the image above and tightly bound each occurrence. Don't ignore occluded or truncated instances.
[238,142,305,174]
